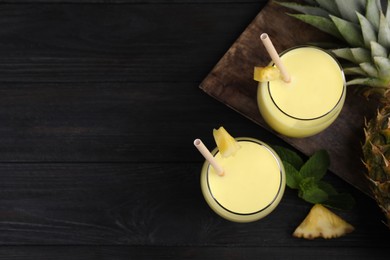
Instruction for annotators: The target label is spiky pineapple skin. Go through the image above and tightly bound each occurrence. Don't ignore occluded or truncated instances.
[362,96,390,227]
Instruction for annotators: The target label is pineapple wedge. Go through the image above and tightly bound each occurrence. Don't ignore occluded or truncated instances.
[293,204,354,240]
[213,127,240,158]
[253,66,281,82]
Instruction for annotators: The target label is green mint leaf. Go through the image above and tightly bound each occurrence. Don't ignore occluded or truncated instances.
[299,150,330,181]
[273,146,355,210]
[298,177,329,204]
[298,176,316,191]
[317,180,338,196]
[322,193,356,210]
[284,161,302,189]
[299,185,329,204]
[272,145,304,169]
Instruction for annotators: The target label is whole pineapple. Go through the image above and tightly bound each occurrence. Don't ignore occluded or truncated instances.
[279,0,390,226]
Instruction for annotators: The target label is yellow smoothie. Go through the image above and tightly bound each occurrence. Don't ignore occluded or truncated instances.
[257,46,346,138]
[200,137,285,222]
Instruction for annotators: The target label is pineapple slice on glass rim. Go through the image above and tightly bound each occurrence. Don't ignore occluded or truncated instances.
[253,66,281,83]
[212,126,241,158]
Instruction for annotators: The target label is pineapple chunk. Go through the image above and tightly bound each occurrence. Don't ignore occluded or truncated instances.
[253,66,281,82]
[213,127,241,158]
[293,204,354,239]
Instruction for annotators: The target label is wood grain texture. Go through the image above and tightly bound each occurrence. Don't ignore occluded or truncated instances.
[0,246,388,259]
[0,3,266,162]
[0,163,387,245]
[0,3,263,83]
[0,82,282,162]
[0,246,385,260]
[199,0,379,195]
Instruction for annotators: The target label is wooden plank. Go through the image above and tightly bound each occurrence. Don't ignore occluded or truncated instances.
[199,0,379,195]
[0,3,263,83]
[0,81,280,162]
[0,163,386,245]
[0,246,387,259]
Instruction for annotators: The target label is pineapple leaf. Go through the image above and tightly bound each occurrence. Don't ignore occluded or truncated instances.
[373,56,390,80]
[346,78,369,86]
[360,62,379,77]
[314,0,341,16]
[351,48,371,63]
[357,12,378,48]
[386,0,390,24]
[347,77,388,88]
[332,48,355,62]
[276,2,329,17]
[335,0,362,23]
[343,66,367,76]
[366,0,382,30]
[356,0,368,8]
[378,13,390,48]
[288,14,342,39]
[303,0,317,4]
[332,48,371,66]
[330,15,365,47]
[371,41,388,57]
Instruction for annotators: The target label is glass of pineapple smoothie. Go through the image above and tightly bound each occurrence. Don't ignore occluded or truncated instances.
[257,46,346,138]
[200,137,285,223]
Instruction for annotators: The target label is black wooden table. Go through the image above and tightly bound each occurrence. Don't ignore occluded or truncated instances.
[0,0,388,259]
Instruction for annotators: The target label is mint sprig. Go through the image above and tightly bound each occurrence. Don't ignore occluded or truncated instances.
[272,146,355,210]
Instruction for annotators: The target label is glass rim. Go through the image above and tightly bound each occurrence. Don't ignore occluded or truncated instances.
[205,137,284,216]
[267,45,346,121]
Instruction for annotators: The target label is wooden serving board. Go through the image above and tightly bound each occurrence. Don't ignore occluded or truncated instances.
[199,0,379,196]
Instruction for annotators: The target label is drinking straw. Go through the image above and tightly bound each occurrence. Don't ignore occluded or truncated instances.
[193,139,224,176]
[260,33,291,83]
